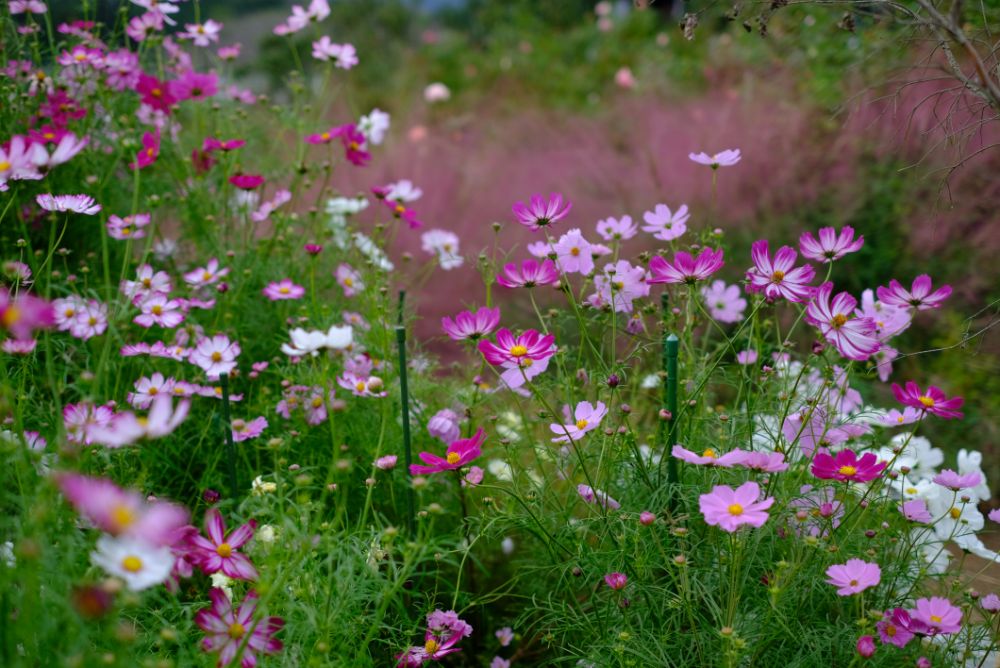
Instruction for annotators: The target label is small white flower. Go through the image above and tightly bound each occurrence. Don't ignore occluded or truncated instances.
[251,475,278,495]
[257,525,276,543]
[501,537,515,555]
[358,108,390,145]
[91,535,174,591]
[210,572,234,600]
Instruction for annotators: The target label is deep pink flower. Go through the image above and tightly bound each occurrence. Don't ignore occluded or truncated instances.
[188,509,258,580]
[911,597,962,635]
[229,173,264,190]
[825,558,881,595]
[877,608,920,648]
[409,428,485,475]
[639,511,656,525]
[933,469,982,491]
[550,401,607,443]
[698,481,774,532]
[331,123,369,166]
[39,90,87,124]
[131,130,160,170]
[305,128,337,144]
[203,137,245,152]
[512,193,571,231]
[805,283,880,361]
[604,572,627,590]
[496,259,559,289]
[891,381,964,419]
[262,279,305,301]
[799,226,864,263]
[0,291,54,340]
[169,70,218,102]
[855,635,875,659]
[383,198,422,229]
[136,73,177,112]
[195,588,283,667]
[746,240,815,302]
[647,248,723,285]
[811,449,886,483]
[877,275,952,311]
[478,328,556,367]
[441,307,500,342]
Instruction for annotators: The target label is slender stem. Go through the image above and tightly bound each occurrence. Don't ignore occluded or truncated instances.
[396,326,416,536]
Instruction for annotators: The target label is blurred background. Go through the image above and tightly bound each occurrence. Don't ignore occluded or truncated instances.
[67,0,1000,488]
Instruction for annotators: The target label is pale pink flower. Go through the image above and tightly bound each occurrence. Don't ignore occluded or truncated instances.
[107,213,150,240]
[689,149,741,168]
[178,19,223,47]
[36,193,101,215]
[698,481,774,531]
[183,258,229,288]
[133,293,185,328]
[641,203,689,241]
[553,228,594,275]
[232,417,267,442]
[550,401,608,443]
[591,260,650,313]
[188,334,240,378]
[595,215,637,241]
[701,280,746,323]
[825,558,881,596]
[262,279,305,301]
[336,263,363,297]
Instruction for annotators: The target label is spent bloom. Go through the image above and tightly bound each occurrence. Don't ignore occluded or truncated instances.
[512,193,571,231]
[688,149,741,168]
[550,401,608,443]
[701,280,746,323]
[811,449,886,483]
[877,275,952,311]
[799,226,864,263]
[825,559,881,596]
[805,283,880,361]
[441,307,500,342]
[892,381,964,420]
[409,428,486,475]
[745,240,815,302]
[195,589,283,667]
[699,481,774,531]
[641,203,689,241]
[648,248,724,285]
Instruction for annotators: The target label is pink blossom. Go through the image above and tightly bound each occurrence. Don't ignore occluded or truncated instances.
[133,293,185,328]
[409,428,485,475]
[183,258,230,288]
[428,409,461,443]
[735,450,789,473]
[805,283,880,361]
[9,0,47,13]
[577,484,620,510]
[698,481,774,531]
[878,408,921,427]
[442,307,500,341]
[591,260,650,313]
[121,264,172,301]
[194,589,283,667]
[229,173,263,190]
[217,43,241,60]
[383,198,423,228]
[550,401,607,443]
[639,511,656,525]
[891,381,964,420]
[701,280,746,323]
[169,70,218,102]
[178,19,223,47]
[641,203,689,241]
[312,37,358,68]
[799,226,864,263]
[262,279,305,301]
[375,455,398,470]
[877,275,952,311]
[136,73,176,111]
[107,213,150,240]
[745,240,815,302]
[811,449,886,483]
[736,349,758,365]
[187,509,258,580]
[478,328,556,368]
[596,215,637,241]
[911,597,962,635]
[251,189,291,223]
[981,594,1000,613]
[672,444,745,467]
[36,193,101,215]
[126,12,164,42]
[68,300,108,340]
[689,149,741,168]
[127,372,175,409]
[496,259,559,289]
[933,469,982,491]
[87,395,190,447]
[877,608,919,648]
[232,417,268,442]
[899,499,933,523]
[855,635,875,659]
[604,572,627,590]
[335,263,363,297]
[648,247,724,285]
[825,558,881,595]
[63,402,114,444]
[188,334,240,379]
[0,135,46,187]
[0,291,54,340]
[989,508,1000,524]
[512,193,571,231]
[337,373,387,398]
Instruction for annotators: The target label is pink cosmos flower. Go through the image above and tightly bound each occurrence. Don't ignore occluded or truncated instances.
[121,265,172,301]
[745,240,815,302]
[312,37,358,68]
[107,213,150,240]
[232,416,268,442]
[0,135,45,187]
[383,198,422,228]
[68,300,108,340]
[375,455,398,470]
[877,608,920,648]
[0,291,54,340]
[596,215,637,241]
[577,484,620,510]
[128,372,175,409]
[262,279,305,301]
[56,473,189,546]
[189,334,241,379]
[217,43,241,60]
[701,280,746,323]
[647,248,724,285]
[229,173,263,190]
[133,293,185,328]
[933,469,982,491]
[64,402,114,444]
[672,444,746,467]
[36,193,101,215]
[39,90,86,124]
[396,609,472,666]
[36,132,89,170]
[878,407,921,427]
[337,373,387,398]
[478,328,556,367]
[641,203,689,241]
[188,509,258,580]
[689,149,741,168]
[496,259,559,289]
[891,381,963,419]
[512,193,571,231]
[335,263,363,296]
[169,70,218,102]
[328,123,369,166]
[899,499,933,523]
[87,395,190,447]
[981,594,1000,613]
[799,226,864,263]
[409,428,486,475]
[911,597,962,635]
[137,73,177,112]
[552,228,594,275]
[989,508,1000,524]
[855,636,875,659]
[699,481,774,531]
[604,573,627,590]
[10,0,47,13]
[805,283,880,361]
[183,258,230,288]
[526,240,554,258]
[877,275,952,311]
[735,451,789,473]
[442,307,501,341]
[178,19,223,47]
[550,401,607,443]
[195,588,283,667]
[736,349,758,365]
[811,449,886,483]
[127,12,164,42]
[203,137,246,152]
[591,260,650,313]
[251,190,291,223]
[428,409,461,443]
[825,558,881,595]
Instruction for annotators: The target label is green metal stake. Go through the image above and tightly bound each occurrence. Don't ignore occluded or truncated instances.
[396,325,416,536]
[397,289,406,326]
[219,373,239,499]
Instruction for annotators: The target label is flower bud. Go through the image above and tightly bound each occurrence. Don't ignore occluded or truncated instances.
[856,635,875,658]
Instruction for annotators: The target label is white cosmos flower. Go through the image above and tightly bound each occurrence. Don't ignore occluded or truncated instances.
[91,534,174,591]
[281,325,353,357]
[386,179,422,203]
[957,449,991,502]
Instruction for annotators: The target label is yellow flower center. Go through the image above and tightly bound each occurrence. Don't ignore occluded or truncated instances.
[151,87,162,98]
[151,305,163,315]
[918,396,935,408]
[509,345,528,357]
[149,387,158,395]
[2,306,21,327]
[702,448,717,458]
[121,555,143,572]
[43,132,54,140]
[897,416,905,423]
[74,53,86,61]
[906,487,918,495]
[142,278,152,287]
[446,452,461,465]
[111,504,135,530]
[771,270,785,282]
[886,625,896,637]
[394,204,405,215]
[355,381,367,392]
[930,615,942,624]
[202,271,212,281]
[849,579,858,587]
[949,507,961,520]
[64,308,76,317]
[279,286,290,294]
[831,314,847,328]
[424,639,439,654]
[838,465,857,477]
[321,132,330,140]
[121,226,132,236]
[575,419,588,430]
[311,397,323,408]
[211,351,223,362]
[570,247,580,257]
[227,622,245,639]
[0,160,11,171]
[343,277,353,287]
[727,504,743,516]
[216,542,232,558]
[349,141,360,151]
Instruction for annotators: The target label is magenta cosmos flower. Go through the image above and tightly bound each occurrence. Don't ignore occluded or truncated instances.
[825,558,881,596]
[478,328,556,367]
[195,588,283,668]
[891,381,964,419]
[746,240,815,302]
[604,572,627,590]
[131,130,160,170]
[0,291,54,340]
[648,248,724,285]
[550,401,608,443]
[811,449,886,483]
[409,428,486,475]
[855,636,875,659]
[899,499,933,523]
[689,149,741,168]
[262,279,305,301]
[799,226,864,263]
[699,481,774,531]
[512,193,571,231]
[496,259,559,289]
[877,608,921,648]
[188,509,258,580]
[911,597,962,635]
[441,306,500,342]
[877,275,951,311]
[805,283,880,361]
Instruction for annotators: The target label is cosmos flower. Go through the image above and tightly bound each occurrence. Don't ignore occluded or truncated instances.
[106,213,151,240]
[877,275,952,311]
[262,279,305,301]
[811,449,886,483]
[577,484,620,510]
[496,259,559,289]
[409,428,486,475]
[641,203,689,241]
[701,280,746,323]
[910,597,962,635]
[91,535,175,591]
[550,401,608,443]
[133,293,185,328]
[688,149,741,168]
[178,19,223,47]
[932,469,982,492]
[799,226,864,263]
[478,328,556,367]
[553,228,594,275]
[188,334,241,379]
[804,283,880,361]
[604,573,627,590]
[698,481,774,531]
[36,193,101,215]
[442,307,501,342]
[336,263,363,297]
[183,258,230,288]
[0,291,54,340]
[187,509,258,580]
[595,215,637,241]
[891,381,964,420]
[232,417,268,442]
[195,588,283,667]
[824,558,881,596]
[672,444,746,467]
[512,193,571,231]
[745,240,815,302]
[648,248,724,285]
